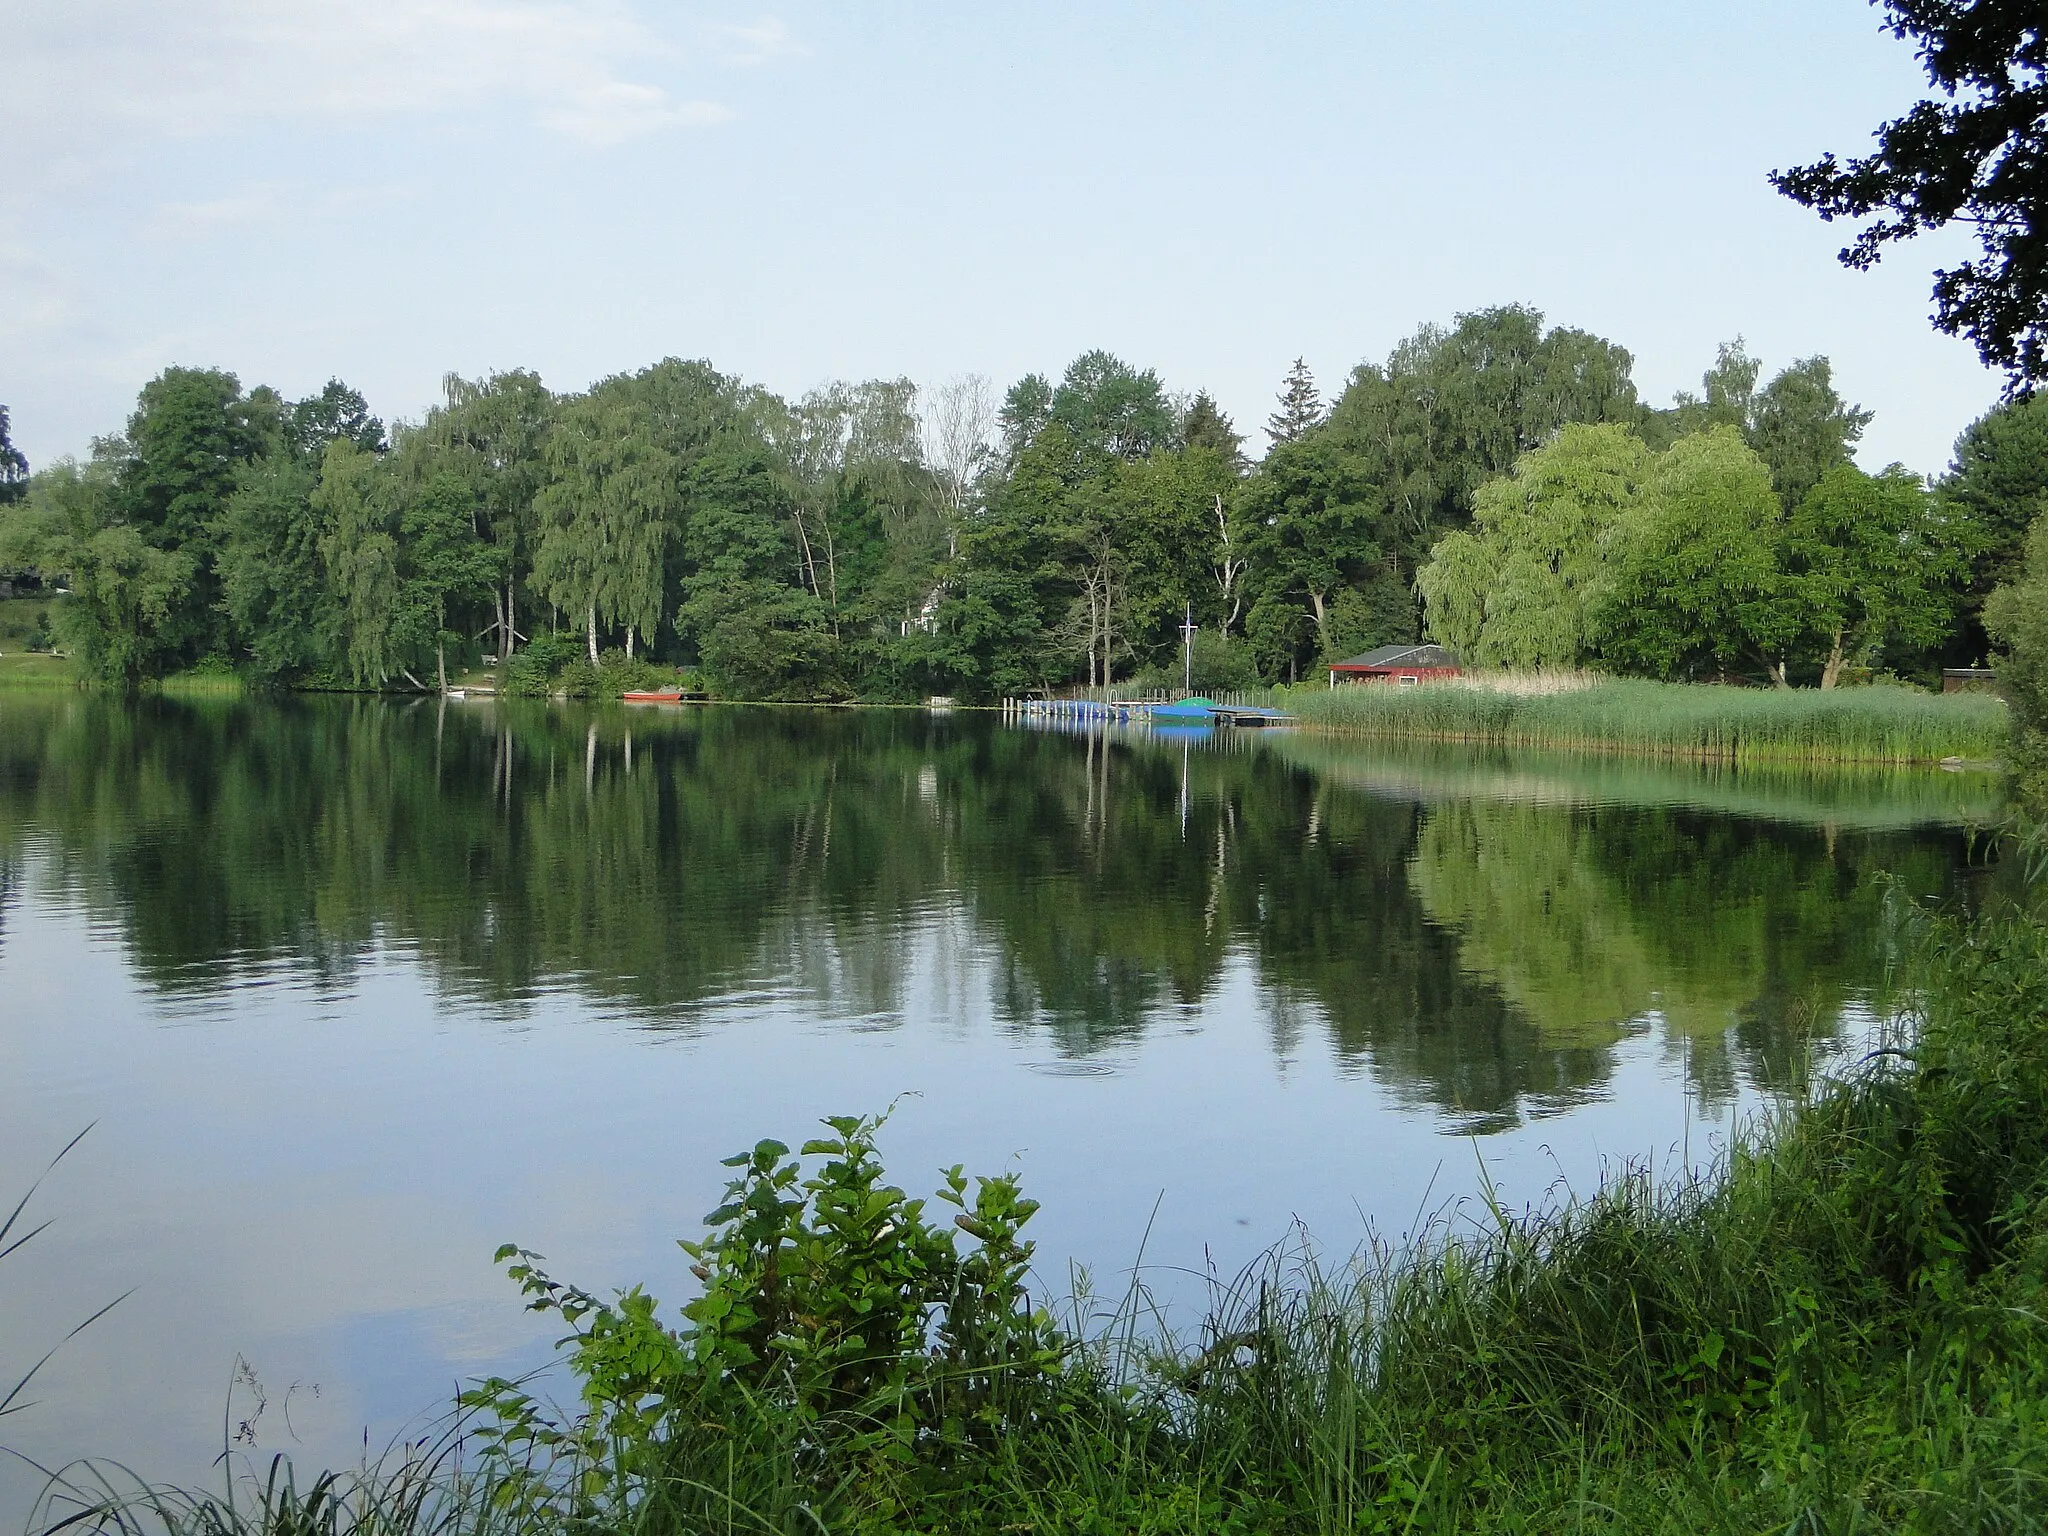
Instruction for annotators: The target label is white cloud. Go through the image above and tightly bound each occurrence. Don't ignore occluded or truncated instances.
[1,0,735,157]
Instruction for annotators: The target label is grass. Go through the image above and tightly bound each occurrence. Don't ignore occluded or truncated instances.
[23,883,2048,1535]
[0,599,78,687]
[1278,674,2010,765]
[0,652,79,686]
[155,666,248,699]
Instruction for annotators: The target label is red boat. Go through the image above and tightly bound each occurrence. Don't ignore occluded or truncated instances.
[621,689,684,704]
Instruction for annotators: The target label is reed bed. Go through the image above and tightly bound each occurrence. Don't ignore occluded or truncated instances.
[1282,675,2009,764]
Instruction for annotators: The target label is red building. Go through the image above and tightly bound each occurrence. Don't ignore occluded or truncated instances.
[1328,643,1462,686]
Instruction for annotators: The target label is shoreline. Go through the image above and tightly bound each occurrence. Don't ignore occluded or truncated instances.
[0,671,2011,769]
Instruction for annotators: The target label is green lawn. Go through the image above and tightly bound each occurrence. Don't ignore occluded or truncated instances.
[0,650,78,686]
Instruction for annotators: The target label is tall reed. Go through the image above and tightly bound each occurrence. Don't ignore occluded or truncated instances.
[1283,676,2008,764]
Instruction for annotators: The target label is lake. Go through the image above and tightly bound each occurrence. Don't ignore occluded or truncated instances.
[0,694,1999,1512]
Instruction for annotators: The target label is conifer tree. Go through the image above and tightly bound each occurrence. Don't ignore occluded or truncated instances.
[0,405,27,505]
[1266,358,1324,447]
[1182,391,1246,471]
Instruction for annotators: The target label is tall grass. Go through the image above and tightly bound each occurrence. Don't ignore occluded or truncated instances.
[28,897,2048,1534]
[1283,675,2009,765]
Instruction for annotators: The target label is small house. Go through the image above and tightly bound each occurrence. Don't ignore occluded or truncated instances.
[1328,644,1462,687]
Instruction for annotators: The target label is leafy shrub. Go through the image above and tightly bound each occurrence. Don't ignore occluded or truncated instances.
[507,640,692,699]
[553,650,688,700]
[465,1113,1068,1511]
[500,633,581,698]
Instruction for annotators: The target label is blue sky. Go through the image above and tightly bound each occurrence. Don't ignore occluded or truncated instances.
[1,0,2007,476]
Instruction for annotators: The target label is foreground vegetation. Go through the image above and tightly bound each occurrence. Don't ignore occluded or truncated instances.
[20,879,2048,1535]
[1281,676,2008,765]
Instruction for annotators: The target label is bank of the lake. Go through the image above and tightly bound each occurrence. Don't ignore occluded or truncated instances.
[1276,675,2008,766]
[0,648,2016,770]
[26,897,2048,1536]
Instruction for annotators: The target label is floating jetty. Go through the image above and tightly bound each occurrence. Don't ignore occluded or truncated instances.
[1002,695,1293,729]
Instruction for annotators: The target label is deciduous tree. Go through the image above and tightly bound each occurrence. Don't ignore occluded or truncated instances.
[1773,2,2048,384]
[1748,356,1872,513]
[1417,423,1652,668]
[1783,463,1955,687]
[0,455,195,682]
[1592,428,1790,680]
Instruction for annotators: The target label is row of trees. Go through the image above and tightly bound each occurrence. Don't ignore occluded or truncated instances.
[2,307,2045,696]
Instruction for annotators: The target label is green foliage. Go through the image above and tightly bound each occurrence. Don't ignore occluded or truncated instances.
[401,474,500,688]
[1941,391,2048,661]
[1180,390,1245,471]
[465,1112,1066,1513]
[1593,426,1788,678]
[214,455,334,680]
[1047,350,1174,462]
[1784,463,1956,687]
[1773,1,2048,384]
[0,459,196,683]
[1131,628,1262,693]
[1417,422,1651,667]
[0,403,28,505]
[314,441,408,688]
[1748,355,1872,513]
[533,387,679,660]
[1237,436,1381,663]
[4,319,2010,701]
[287,380,387,458]
[500,631,580,697]
[119,367,277,548]
[1324,305,1644,545]
[1986,517,2048,798]
[1264,357,1323,447]
[553,649,691,699]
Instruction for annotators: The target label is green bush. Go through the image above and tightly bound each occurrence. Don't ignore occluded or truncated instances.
[462,1113,1070,1523]
[505,640,691,699]
[500,633,581,698]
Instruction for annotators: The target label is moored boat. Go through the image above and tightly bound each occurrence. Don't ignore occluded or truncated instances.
[622,689,684,704]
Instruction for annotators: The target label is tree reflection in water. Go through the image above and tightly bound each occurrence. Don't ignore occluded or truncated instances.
[0,693,1985,1131]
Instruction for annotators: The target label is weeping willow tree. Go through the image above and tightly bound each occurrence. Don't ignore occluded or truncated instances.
[315,439,408,687]
[533,390,679,661]
[1416,423,1650,668]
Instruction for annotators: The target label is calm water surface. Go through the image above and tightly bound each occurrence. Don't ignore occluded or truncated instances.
[0,695,1999,1507]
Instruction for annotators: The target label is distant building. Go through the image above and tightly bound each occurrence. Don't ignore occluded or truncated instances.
[1328,643,1462,687]
[1941,668,1998,694]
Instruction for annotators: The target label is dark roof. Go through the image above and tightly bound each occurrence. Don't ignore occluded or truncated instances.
[1331,644,1460,670]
